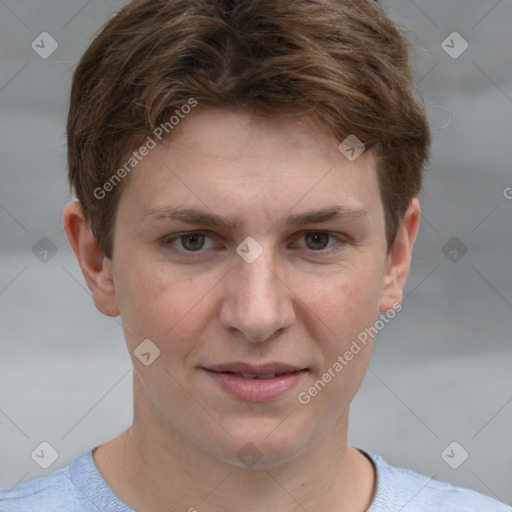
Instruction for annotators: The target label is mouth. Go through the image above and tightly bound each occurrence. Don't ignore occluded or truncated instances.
[201,363,309,402]
[216,370,300,380]
[204,362,307,374]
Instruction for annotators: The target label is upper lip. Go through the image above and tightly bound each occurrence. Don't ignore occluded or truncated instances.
[203,362,307,374]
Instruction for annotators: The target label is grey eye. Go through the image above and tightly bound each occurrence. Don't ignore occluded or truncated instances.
[179,233,206,251]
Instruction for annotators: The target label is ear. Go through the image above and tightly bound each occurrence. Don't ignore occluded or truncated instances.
[62,201,120,317]
[379,197,421,313]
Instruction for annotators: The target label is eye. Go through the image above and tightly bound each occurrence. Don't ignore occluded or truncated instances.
[293,231,345,253]
[162,230,346,256]
[163,232,216,253]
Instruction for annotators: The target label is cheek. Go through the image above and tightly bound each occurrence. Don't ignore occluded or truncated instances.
[298,262,383,345]
[296,271,378,413]
[114,256,225,363]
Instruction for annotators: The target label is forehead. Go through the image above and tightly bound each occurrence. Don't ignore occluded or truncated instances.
[117,107,383,230]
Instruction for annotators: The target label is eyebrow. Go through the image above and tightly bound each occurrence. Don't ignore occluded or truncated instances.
[139,205,369,231]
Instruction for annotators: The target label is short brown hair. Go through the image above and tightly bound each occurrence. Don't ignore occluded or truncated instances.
[67,0,430,259]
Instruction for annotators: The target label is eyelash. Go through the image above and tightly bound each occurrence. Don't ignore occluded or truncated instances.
[162,231,348,257]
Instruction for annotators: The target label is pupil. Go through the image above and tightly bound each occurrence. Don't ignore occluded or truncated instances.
[306,232,328,250]
[183,234,204,251]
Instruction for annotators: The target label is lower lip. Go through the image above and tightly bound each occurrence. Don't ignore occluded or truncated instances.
[202,369,308,402]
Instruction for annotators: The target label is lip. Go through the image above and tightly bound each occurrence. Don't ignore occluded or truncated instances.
[201,362,308,402]
[205,362,305,374]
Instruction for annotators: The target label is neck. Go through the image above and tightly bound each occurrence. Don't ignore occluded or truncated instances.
[93,389,375,512]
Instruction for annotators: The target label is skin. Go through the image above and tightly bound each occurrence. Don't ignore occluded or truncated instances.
[64,107,420,512]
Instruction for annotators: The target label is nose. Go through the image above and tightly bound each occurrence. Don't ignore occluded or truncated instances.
[219,246,296,343]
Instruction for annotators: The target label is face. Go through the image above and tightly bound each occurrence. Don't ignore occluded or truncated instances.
[97,108,406,468]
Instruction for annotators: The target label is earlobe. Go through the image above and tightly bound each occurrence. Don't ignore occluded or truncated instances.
[62,201,120,317]
[379,198,421,313]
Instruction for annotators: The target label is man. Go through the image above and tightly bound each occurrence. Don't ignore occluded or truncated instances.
[1,0,509,510]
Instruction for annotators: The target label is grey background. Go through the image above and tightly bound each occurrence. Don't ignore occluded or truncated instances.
[1,0,511,505]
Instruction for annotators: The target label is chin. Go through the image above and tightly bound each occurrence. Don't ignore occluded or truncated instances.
[208,425,309,470]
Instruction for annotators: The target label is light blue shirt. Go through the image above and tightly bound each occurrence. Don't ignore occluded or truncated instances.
[1,448,510,511]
